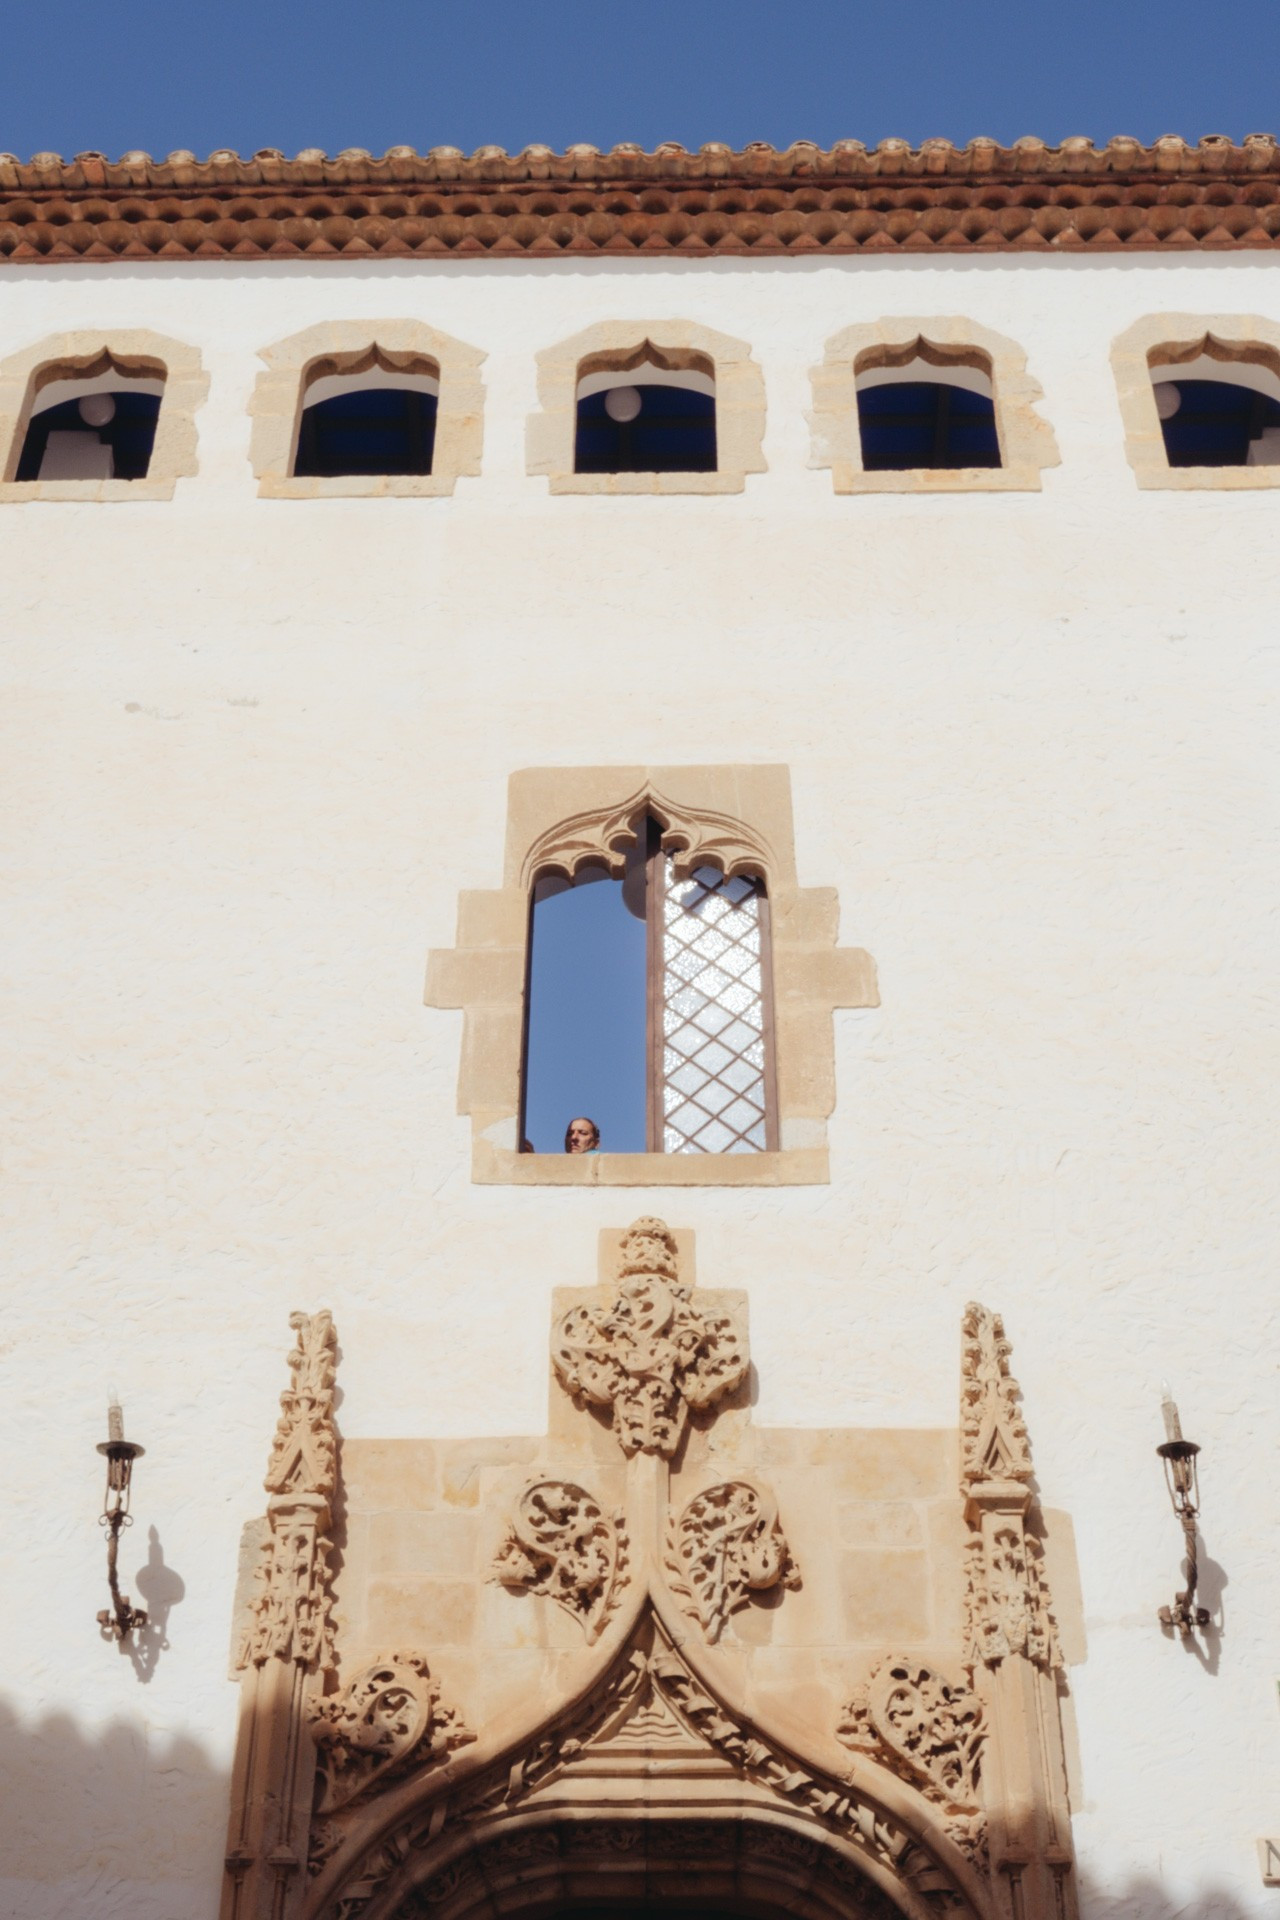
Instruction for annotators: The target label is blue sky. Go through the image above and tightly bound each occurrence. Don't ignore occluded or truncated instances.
[6,0,1279,161]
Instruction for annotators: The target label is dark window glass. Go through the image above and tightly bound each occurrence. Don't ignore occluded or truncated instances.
[856,379,1001,470]
[16,390,161,482]
[1156,378,1280,467]
[574,385,716,473]
[294,387,437,478]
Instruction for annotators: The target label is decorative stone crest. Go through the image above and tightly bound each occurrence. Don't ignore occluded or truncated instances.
[960,1301,1033,1490]
[665,1478,799,1641]
[236,1310,338,1672]
[839,1655,984,1808]
[551,1218,747,1455]
[311,1652,475,1814]
[490,1481,628,1643]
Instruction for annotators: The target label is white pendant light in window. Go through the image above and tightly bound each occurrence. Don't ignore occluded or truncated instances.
[79,393,117,427]
[1154,383,1182,420]
[604,385,642,423]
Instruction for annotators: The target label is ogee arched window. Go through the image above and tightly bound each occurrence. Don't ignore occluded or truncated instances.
[521,813,777,1155]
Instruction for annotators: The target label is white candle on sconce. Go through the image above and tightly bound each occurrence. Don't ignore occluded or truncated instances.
[107,1385,124,1444]
[1160,1380,1183,1443]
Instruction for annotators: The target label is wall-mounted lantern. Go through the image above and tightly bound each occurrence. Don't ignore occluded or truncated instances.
[97,1395,148,1640]
[1157,1382,1210,1636]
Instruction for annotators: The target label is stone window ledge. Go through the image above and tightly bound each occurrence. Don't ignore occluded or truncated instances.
[1112,312,1280,489]
[473,1146,832,1187]
[808,317,1059,494]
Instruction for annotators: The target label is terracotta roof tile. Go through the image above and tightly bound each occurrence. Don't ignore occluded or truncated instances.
[2,137,1279,261]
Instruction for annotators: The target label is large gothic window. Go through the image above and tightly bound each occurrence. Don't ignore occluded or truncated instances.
[521,814,777,1156]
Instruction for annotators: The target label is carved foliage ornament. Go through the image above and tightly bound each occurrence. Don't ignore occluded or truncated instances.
[490,1481,628,1643]
[311,1651,476,1814]
[960,1301,1033,1491]
[551,1219,747,1456]
[964,1526,1060,1672]
[839,1656,984,1809]
[666,1478,799,1641]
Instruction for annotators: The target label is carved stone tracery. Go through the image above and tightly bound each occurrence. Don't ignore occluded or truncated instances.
[551,1219,747,1456]
[490,1480,628,1642]
[522,782,776,889]
[238,1310,338,1673]
[666,1477,800,1641]
[311,1653,476,1816]
[960,1303,1033,1492]
[840,1657,984,1810]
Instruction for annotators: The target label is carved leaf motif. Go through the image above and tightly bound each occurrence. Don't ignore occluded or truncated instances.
[311,1651,475,1814]
[551,1218,747,1457]
[666,1478,800,1641]
[960,1301,1033,1491]
[490,1481,627,1642]
[857,1655,985,1808]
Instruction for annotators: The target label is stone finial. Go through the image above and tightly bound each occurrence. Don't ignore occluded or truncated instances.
[263,1309,337,1499]
[551,1217,747,1456]
[959,1301,1034,1492]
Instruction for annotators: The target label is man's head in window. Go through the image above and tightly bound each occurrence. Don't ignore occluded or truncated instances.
[565,1116,601,1154]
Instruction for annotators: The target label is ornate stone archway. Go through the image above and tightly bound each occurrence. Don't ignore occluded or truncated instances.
[221,1221,1077,1920]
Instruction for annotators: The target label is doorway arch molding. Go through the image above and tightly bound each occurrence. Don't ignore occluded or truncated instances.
[302,1586,990,1920]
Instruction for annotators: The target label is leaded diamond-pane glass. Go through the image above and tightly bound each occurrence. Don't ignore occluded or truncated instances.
[659,856,769,1154]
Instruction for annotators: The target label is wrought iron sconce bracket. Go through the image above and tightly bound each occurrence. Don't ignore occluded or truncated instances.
[1156,1435,1210,1636]
[96,1408,148,1641]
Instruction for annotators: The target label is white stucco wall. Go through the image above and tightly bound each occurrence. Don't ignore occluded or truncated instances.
[0,251,1277,1920]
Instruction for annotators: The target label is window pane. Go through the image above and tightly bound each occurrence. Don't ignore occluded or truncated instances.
[857,380,1000,470]
[575,386,716,473]
[16,391,161,482]
[294,388,437,477]
[1156,378,1280,467]
[660,860,768,1154]
[522,873,646,1153]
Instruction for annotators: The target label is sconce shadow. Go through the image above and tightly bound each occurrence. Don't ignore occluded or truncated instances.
[117,1526,186,1684]
[1160,1536,1226,1676]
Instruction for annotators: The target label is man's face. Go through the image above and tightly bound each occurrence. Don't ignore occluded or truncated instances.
[567,1119,597,1153]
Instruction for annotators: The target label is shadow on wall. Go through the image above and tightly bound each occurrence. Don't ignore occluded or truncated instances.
[0,1699,1266,1920]
[0,1695,227,1919]
[98,1524,187,1683]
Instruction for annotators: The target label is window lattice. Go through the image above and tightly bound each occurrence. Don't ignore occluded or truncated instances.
[660,861,768,1154]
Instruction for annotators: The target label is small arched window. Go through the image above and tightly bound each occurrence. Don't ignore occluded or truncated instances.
[574,348,717,475]
[521,813,776,1155]
[855,345,1001,471]
[16,353,164,481]
[293,350,439,478]
[1150,349,1280,467]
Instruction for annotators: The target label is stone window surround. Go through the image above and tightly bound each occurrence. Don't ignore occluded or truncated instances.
[526,319,767,495]
[808,316,1061,493]
[249,318,485,499]
[424,765,879,1187]
[1112,312,1280,490]
[0,329,207,502]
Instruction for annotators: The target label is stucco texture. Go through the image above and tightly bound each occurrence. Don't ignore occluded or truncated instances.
[0,254,1277,1920]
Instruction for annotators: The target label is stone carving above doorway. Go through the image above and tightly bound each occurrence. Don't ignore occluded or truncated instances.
[220,1231,1081,1920]
[666,1477,800,1641]
[550,1216,748,1455]
[489,1480,629,1643]
[311,1651,475,1814]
